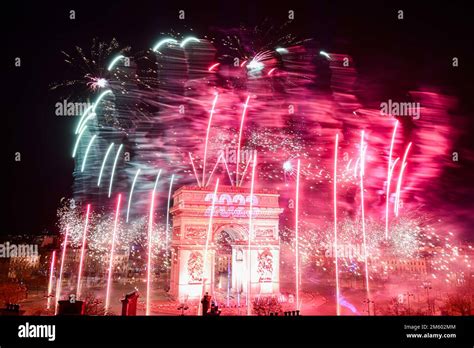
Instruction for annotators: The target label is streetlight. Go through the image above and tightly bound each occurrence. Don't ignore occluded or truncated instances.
[363,298,374,316]
[406,292,415,315]
[423,281,432,315]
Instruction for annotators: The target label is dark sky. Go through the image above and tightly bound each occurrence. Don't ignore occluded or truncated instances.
[4,1,473,236]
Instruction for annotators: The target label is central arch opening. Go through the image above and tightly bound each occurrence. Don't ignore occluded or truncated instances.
[212,225,248,305]
[214,230,232,296]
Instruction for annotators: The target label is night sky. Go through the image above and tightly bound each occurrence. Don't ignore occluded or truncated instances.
[4,1,473,237]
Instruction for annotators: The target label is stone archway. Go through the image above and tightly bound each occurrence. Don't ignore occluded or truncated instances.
[212,225,243,301]
[169,185,283,300]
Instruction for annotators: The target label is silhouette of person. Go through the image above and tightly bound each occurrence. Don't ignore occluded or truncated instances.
[201,292,211,315]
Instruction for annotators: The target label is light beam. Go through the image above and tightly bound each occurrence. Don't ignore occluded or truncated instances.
[385,120,399,239]
[108,144,123,198]
[76,204,91,299]
[395,142,413,216]
[334,134,341,316]
[236,96,250,185]
[47,251,56,310]
[80,135,97,172]
[247,151,257,316]
[105,194,122,312]
[359,131,370,298]
[146,170,162,315]
[202,94,219,185]
[98,143,114,186]
[198,179,219,316]
[295,159,301,311]
[126,169,141,223]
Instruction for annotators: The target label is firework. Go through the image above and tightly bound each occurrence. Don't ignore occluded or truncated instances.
[76,204,91,300]
[334,134,341,316]
[236,95,250,186]
[295,159,301,311]
[146,170,162,316]
[105,194,122,312]
[55,225,69,315]
[359,131,370,300]
[51,24,467,317]
[394,143,413,216]
[47,251,56,310]
[385,120,399,239]
[126,169,141,223]
[247,152,257,316]
[165,174,175,250]
[198,179,220,316]
[202,93,219,187]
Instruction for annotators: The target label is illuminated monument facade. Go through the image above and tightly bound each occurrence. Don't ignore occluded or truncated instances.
[170,185,283,300]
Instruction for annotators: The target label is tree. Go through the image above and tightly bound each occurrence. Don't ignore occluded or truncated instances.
[379,297,408,316]
[252,296,282,316]
[444,293,472,316]
[28,306,54,316]
[8,257,37,281]
[0,282,27,305]
[82,292,115,316]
